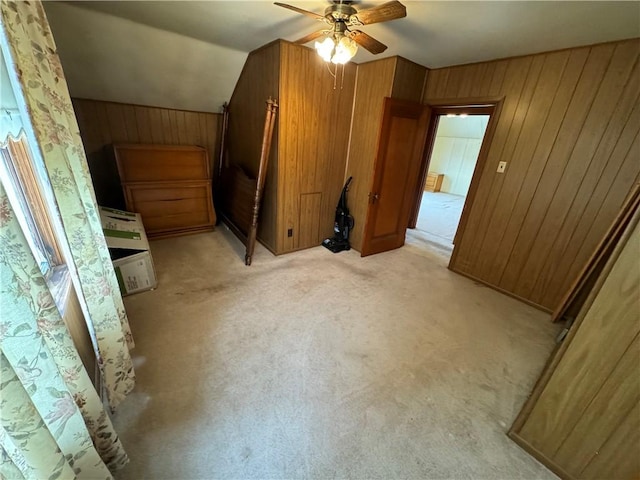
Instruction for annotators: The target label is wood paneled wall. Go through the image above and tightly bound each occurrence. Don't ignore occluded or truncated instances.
[510,209,640,479]
[346,58,396,252]
[226,40,357,254]
[346,57,428,251]
[72,98,222,210]
[425,38,640,311]
[278,41,356,253]
[62,285,97,386]
[226,41,280,251]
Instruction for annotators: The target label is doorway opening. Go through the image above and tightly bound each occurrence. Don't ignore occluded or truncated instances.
[408,104,497,260]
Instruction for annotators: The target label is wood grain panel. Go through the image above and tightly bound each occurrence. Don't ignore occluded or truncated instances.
[479,49,574,283]
[298,193,322,247]
[392,57,427,102]
[549,134,640,308]
[429,38,640,311]
[579,402,640,479]
[449,55,535,273]
[553,335,639,473]
[510,209,640,479]
[487,48,590,288]
[467,54,545,276]
[345,58,399,252]
[125,182,215,235]
[72,97,222,210]
[514,41,639,300]
[226,41,280,252]
[278,42,356,252]
[531,63,640,306]
[62,285,97,386]
[114,144,210,182]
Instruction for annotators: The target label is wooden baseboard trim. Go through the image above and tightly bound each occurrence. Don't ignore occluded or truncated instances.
[508,431,574,480]
[449,266,553,314]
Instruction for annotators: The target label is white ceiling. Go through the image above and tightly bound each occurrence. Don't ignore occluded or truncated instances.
[61,0,640,68]
[43,1,640,113]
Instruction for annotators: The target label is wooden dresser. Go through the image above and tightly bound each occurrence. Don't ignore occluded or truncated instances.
[424,172,444,192]
[114,144,216,239]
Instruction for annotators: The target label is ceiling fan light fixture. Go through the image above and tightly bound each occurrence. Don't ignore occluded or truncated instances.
[315,34,358,65]
[315,36,336,62]
[332,36,358,64]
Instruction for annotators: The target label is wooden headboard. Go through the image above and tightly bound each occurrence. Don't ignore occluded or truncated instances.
[113,144,216,239]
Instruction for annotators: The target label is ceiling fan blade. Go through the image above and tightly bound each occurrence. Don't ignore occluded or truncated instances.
[294,30,328,45]
[350,1,406,26]
[350,30,388,55]
[274,2,329,23]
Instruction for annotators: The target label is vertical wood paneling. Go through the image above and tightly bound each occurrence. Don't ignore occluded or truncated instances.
[147,108,165,144]
[451,56,535,273]
[226,41,280,252]
[579,402,640,479]
[345,56,427,252]
[491,48,590,288]
[105,102,128,142]
[134,106,153,143]
[530,61,640,305]
[553,336,639,473]
[469,62,489,97]
[510,212,640,479]
[550,134,640,308]
[62,286,97,386]
[344,57,396,252]
[428,38,640,311]
[470,53,550,277]
[487,60,508,96]
[278,42,356,252]
[392,57,428,102]
[514,42,639,301]
[298,193,322,248]
[72,97,222,210]
[480,50,572,283]
[121,104,139,143]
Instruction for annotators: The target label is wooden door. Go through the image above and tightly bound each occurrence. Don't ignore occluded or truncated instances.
[361,98,430,256]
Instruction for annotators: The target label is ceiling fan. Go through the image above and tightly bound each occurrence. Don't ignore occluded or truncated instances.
[275,1,407,64]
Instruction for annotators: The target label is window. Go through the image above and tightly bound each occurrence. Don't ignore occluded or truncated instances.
[1,133,63,276]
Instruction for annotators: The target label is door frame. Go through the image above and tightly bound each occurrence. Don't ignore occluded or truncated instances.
[408,97,504,266]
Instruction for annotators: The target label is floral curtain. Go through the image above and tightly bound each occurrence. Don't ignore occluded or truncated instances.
[0,0,135,408]
[0,0,137,477]
[0,189,127,478]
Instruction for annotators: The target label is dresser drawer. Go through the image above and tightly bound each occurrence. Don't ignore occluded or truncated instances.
[123,182,215,237]
[115,144,210,182]
[424,172,444,192]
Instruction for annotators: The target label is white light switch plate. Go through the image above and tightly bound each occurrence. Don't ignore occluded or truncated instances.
[497,161,507,173]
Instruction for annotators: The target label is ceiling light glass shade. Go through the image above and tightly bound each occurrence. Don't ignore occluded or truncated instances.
[315,35,358,65]
[315,37,335,63]
[332,36,357,64]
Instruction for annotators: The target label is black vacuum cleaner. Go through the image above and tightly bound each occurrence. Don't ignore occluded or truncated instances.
[322,176,354,253]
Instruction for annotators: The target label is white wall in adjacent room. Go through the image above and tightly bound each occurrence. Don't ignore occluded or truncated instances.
[427,115,489,196]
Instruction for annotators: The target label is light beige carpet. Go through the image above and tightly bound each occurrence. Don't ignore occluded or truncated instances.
[415,192,466,254]
[113,226,559,480]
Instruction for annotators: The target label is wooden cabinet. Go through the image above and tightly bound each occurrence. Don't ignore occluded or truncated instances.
[114,144,216,239]
[424,172,444,192]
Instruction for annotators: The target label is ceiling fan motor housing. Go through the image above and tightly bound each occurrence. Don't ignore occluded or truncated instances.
[325,4,357,23]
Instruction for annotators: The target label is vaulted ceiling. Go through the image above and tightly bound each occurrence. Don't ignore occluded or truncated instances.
[44,1,640,112]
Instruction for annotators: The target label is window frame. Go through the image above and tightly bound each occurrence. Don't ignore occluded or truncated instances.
[1,133,64,276]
